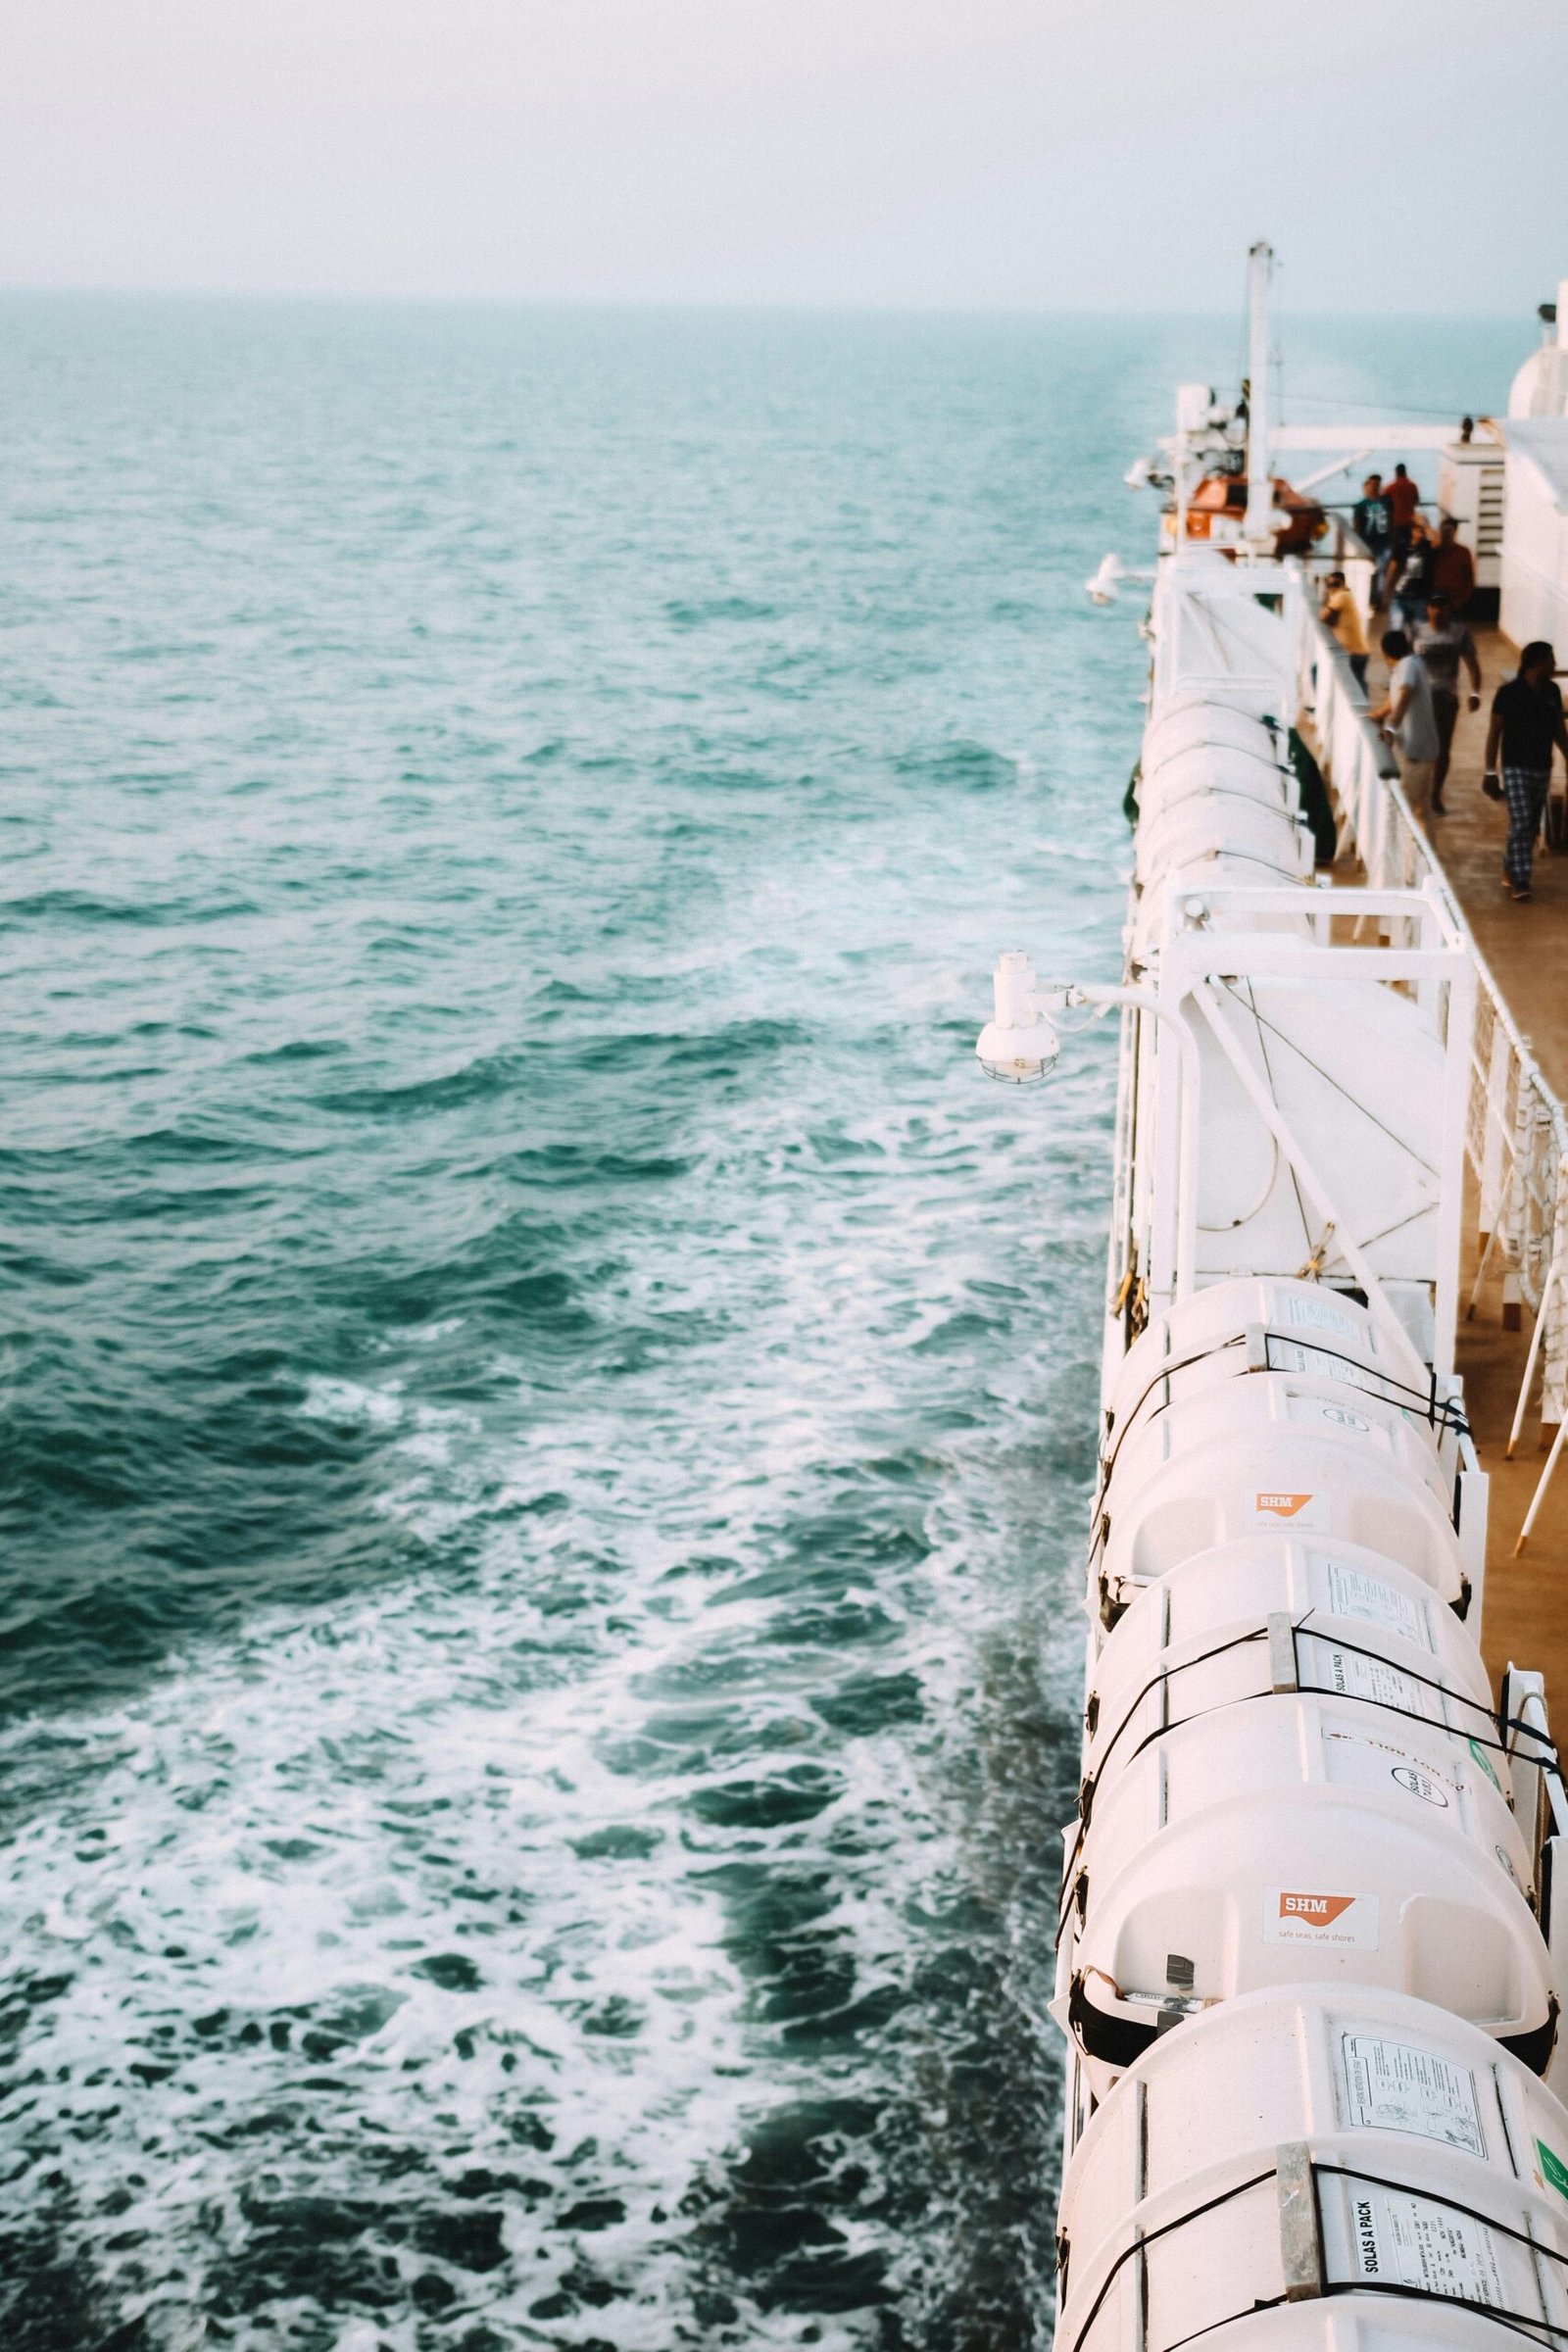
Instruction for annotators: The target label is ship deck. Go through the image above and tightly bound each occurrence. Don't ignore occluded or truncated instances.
[1358,623,1568,1696]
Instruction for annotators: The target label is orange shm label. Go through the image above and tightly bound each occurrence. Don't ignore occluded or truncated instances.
[1280,1891,1355,1926]
[1256,1492,1314,1519]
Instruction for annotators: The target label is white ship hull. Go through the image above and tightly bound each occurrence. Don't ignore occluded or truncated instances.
[1017,255,1568,2352]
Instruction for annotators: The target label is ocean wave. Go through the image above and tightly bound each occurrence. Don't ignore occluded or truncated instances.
[0,293,1196,2345]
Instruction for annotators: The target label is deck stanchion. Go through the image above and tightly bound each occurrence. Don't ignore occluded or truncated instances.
[1540,1162,1568,1444]
[1515,1412,1568,1553]
[1507,1260,1558,1456]
[1478,1011,1513,1250]
[1467,1219,1502,1320]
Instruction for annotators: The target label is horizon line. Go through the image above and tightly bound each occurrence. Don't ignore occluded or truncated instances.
[0,281,1539,326]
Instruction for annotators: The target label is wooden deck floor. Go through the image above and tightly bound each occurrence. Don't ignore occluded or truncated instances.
[1358,623,1568,1695]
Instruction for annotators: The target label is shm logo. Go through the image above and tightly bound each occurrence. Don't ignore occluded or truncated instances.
[1255,1493,1314,1519]
[1279,1891,1356,1926]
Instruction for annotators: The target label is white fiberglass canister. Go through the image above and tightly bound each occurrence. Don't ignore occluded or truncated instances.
[1136,741,1296,832]
[1062,2285,1560,2352]
[1055,1985,1568,2352]
[1142,697,1281,772]
[1096,1376,1466,1619]
[1133,793,1310,890]
[1082,1535,1498,1802]
[1057,2301,1568,2352]
[1102,1277,1443,1471]
[1107,1278,1403,1436]
[1058,1691,1549,2100]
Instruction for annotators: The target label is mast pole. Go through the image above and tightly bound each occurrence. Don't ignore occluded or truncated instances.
[1244,239,1274,552]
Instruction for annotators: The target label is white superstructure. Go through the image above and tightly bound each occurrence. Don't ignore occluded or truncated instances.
[986,251,1568,2352]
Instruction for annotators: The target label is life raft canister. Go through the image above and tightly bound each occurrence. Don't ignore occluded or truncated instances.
[1080,1532,1498,1804]
[1055,1984,1568,2352]
[1095,1374,1467,1619]
[1057,1685,1551,2103]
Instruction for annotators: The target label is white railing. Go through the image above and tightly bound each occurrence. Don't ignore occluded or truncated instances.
[1298,612,1568,1435]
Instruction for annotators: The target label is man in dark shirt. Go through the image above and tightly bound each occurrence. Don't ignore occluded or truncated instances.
[1352,473,1393,605]
[1484,641,1568,901]
[1429,515,1477,612]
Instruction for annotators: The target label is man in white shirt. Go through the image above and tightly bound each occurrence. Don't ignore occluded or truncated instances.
[1368,627,1443,813]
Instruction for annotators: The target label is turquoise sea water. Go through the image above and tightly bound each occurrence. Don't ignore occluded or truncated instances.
[0,302,1525,2349]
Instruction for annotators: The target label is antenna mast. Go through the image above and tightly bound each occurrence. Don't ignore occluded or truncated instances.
[1243,240,1274,552]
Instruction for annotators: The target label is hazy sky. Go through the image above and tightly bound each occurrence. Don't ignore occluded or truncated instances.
[4,0,1566,313]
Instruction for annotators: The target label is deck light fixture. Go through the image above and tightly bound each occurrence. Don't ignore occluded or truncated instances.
[976,957,1203,1299]
[975,951,1060,1084]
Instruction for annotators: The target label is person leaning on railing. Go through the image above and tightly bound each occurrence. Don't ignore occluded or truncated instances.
[1369,628,1443,815]
[1319,569,1368,691]
[1352,474,1394,608]
[1483,642,1568,904]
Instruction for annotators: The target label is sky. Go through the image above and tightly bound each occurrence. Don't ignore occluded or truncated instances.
[3,0,1567,314]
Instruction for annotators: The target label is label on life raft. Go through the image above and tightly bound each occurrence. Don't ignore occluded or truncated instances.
[1252,1490,1329,1528]
[1265,1888,1380,1947]
[1341,2186,1504,2304]
[1267,1337,1384,1395]
[1303,1639,1429,1716]
[1320,1558,1435,1651]
[1341,2034,1487,2154]
[1537,2139,1568,2202]
[1321,1727,1460,1808]
[1286,1294,1362,1338]
[1287,1396,1379,1440]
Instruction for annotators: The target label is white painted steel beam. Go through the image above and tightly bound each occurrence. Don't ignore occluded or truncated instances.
[1186,974,1436,1396]
[1272,422,1483,451]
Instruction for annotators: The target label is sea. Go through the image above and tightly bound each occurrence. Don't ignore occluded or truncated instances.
[0,299,1527,2351]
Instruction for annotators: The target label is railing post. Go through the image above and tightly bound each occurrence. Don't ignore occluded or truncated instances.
[1479,1010,1512,1248]
[1503,1088,1532,1333]
[1544,1161,1568,1441]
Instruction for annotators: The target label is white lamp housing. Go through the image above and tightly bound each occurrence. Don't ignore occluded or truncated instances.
[1086,553,1123,606]
[976,951,1060,1085]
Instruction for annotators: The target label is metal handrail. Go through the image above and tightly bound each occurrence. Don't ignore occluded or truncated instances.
[1298,612,1568,1428]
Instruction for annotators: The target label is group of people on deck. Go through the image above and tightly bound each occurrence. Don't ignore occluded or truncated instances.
[1319,466,1568,905]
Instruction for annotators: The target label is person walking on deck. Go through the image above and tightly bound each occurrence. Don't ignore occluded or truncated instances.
[1352,474,1393,605]
[1370,628,1442,814]
[1413,592,1481,803]
[1485,642,1568,902]
[1320,569,1369,690]
[1389,517,1435,633]
[1429,515,1476,612]
[1386,463,1421,540]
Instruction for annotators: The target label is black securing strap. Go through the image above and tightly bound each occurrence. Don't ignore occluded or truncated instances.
[1066,2147,1568,2352]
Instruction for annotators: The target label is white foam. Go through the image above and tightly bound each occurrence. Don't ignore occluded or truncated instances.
[0,1363,1013,2347]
